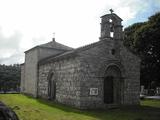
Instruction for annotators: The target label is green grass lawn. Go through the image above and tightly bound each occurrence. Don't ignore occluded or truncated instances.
[0,94,160,120]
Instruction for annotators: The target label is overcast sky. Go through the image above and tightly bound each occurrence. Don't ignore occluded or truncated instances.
[0,0,160,65]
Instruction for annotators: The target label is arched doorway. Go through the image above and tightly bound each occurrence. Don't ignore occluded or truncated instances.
[104,65,122,104]
[48,73,56,100]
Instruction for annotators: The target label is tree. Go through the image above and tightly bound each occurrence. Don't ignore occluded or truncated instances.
[124,22,145,54]
[0,64,20,92]
[124,12,160,88]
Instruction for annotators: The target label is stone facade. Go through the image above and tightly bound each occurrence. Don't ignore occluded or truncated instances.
[21,12,141,109]
[38,56,82,108]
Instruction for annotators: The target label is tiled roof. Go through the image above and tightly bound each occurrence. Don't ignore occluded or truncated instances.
[39,41,73,51]
[38,40,105,65]
[25,40,73,53]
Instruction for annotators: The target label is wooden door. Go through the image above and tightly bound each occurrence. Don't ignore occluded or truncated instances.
[50,80,56,100]
[48,74,56,100]
[104,76,114,104]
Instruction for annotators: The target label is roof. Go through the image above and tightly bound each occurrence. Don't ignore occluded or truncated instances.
[40,40,73,51]
[25,40,73,53]
[39,40,105,65]
[38,50,76,65]
[101,13,123,21]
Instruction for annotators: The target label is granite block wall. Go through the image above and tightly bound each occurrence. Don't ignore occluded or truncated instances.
[24,48,38,97]
[38,56,82,108]
[120,46,141,105]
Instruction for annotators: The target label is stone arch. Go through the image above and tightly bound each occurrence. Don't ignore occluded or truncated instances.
[99,62,125,78]
[105,63,125,76]
[47,70,56,100]
[103,65,124,104]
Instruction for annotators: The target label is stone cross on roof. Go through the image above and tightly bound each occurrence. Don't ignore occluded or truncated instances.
[109,9,114,14]
[53,32,55,38]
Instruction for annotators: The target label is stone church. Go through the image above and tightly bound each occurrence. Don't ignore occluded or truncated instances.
[21,11,141,109]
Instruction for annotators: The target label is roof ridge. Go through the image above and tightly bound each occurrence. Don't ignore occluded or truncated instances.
[38,46,73,51]
[75,40,102,52]
[39,40,73,50]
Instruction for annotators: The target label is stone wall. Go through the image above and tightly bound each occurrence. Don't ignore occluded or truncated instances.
[38,56,82,108]
[22,46,68,97]
[120,45,141,105]
[24,48,38,97]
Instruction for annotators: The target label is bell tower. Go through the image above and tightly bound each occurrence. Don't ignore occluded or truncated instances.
[100,9,123,57]
[100,9,123,40]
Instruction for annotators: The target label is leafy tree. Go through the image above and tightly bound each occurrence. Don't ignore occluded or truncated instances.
[0,64,20,92]
[124,22,145,53]
[124,12,160,88]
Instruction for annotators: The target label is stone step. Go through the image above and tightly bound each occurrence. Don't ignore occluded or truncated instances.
[106,104,119,109]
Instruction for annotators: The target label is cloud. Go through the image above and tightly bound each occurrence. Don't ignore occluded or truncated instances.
[0,28,22,49]
[0,0,160,65]
[120,0,160,27]
[107,0,148,21]
[0,53,24,65]
[0,27,23,65]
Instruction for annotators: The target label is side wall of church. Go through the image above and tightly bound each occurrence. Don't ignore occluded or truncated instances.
[24,49,38,97]
[38,56,82,108]
[120,46,141,105]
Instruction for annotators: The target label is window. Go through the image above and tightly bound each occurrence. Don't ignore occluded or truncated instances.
[110,32,114,38]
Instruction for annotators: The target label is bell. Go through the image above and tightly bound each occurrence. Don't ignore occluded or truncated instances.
[110,24,114,32]
[110,26,114,32]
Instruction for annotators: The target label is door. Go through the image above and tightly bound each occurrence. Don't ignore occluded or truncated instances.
[50,80,56,100]
[104,76,114,104]
[48,73,56,100]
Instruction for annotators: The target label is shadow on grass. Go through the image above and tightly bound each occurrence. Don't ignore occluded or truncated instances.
[34,97,160,120]
[1,94,160,120]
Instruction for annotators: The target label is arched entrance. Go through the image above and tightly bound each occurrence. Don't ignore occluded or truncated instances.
[48,72,56,100]
[104,65,122,104]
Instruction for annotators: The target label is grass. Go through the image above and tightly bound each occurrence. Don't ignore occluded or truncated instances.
[0,94,160,120]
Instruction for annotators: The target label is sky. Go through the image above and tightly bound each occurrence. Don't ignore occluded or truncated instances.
[0,0,160,65]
